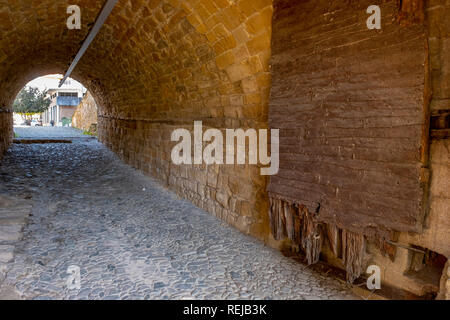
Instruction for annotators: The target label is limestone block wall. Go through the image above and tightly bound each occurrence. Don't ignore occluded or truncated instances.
[438,261,450,300]
[0,0,273,238]
[73,91,98,132]
[97,0,273,238]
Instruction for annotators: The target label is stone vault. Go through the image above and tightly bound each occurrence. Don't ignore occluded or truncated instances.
[0,0,448,298]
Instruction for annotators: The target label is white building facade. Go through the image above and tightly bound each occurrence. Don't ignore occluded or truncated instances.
[42,77,86,126]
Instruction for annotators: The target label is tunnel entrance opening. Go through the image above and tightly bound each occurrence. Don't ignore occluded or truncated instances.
[13,75,85,129]
[11,74,98,142]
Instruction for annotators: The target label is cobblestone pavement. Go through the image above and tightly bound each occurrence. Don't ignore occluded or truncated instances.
[0,127,357,300]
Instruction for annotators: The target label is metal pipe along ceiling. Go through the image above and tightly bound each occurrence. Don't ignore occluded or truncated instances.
[59,0,119,88]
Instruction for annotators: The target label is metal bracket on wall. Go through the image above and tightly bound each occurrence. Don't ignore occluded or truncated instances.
[430,110,450,139]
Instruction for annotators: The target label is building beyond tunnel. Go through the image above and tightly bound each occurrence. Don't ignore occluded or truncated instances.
[42,78,86,126]
[0,0,448,299]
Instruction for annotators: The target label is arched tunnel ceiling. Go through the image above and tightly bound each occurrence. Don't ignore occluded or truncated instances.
[0,0,273,237]
[0,0,449,294]
[0,0,273,124]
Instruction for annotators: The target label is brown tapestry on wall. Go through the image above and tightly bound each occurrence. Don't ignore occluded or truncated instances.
[268,0,429,239]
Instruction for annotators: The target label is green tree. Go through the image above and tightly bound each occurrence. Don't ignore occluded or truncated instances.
[13,87,51,122]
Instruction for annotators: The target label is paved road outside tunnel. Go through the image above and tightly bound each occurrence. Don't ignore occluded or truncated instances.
[14,126,87,139]
[0,127,357,300]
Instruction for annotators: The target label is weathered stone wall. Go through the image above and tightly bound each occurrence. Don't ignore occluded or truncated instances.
[398,0,450,258]
[267,0,449,296]
[73,91,98,132]
[0,0,273,238]
[0,0,448,298]
[0,111,12,158]
[437,261,450,300]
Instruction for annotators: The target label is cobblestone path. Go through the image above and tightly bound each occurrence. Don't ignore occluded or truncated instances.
[0,127,357,300]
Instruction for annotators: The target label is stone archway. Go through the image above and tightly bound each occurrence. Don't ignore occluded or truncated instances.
[0,0,449,299]
[0,0,273,238]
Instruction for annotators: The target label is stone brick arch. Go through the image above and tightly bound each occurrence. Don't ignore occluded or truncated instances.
[1,0,449,297]
[0,0,273,237]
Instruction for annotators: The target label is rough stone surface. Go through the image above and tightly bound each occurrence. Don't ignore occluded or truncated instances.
[393,0,450,259]
[269,0,428,234]
[72,92,98,133]
[401,140,450,258]
[0,111,12,158]
[0,127,356,300]
[0,0,448,297]
[0,192,32,298]
[0,0,273,239]
[0,246,14,264]
[0,226,22,242]
[437,260,449,300]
